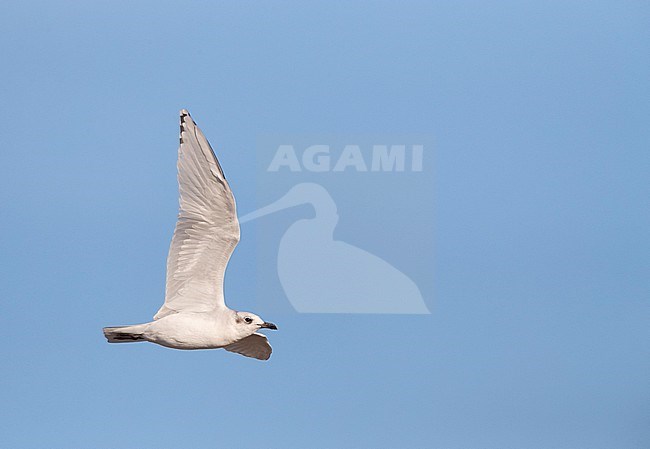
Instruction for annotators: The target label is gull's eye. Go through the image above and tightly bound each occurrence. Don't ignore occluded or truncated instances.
[244,317,253,324]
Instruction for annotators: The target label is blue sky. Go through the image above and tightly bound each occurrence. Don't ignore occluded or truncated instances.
[1,1,648,448]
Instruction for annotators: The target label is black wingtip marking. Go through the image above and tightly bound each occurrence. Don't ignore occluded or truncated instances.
[179,110,190,144]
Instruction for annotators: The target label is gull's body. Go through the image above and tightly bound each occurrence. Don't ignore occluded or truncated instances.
[103,110,277,360]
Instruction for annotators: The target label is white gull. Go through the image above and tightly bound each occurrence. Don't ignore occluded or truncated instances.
[103,110,277,360]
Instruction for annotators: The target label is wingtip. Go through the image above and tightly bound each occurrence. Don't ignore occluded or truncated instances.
[179,109,191,144]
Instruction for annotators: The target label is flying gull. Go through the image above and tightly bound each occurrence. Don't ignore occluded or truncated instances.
[103,110,277,360]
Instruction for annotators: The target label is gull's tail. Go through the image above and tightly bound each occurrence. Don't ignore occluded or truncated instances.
[103,324,148,343]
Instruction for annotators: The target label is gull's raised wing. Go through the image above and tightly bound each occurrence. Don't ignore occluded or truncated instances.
[154,110,240,320]
[224,333,273,360]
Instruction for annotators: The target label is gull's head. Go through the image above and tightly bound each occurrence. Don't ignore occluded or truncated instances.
[234,311,278,334]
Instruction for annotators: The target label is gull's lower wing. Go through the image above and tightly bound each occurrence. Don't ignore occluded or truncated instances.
[224,333,272,360]
[154,110,240,320]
